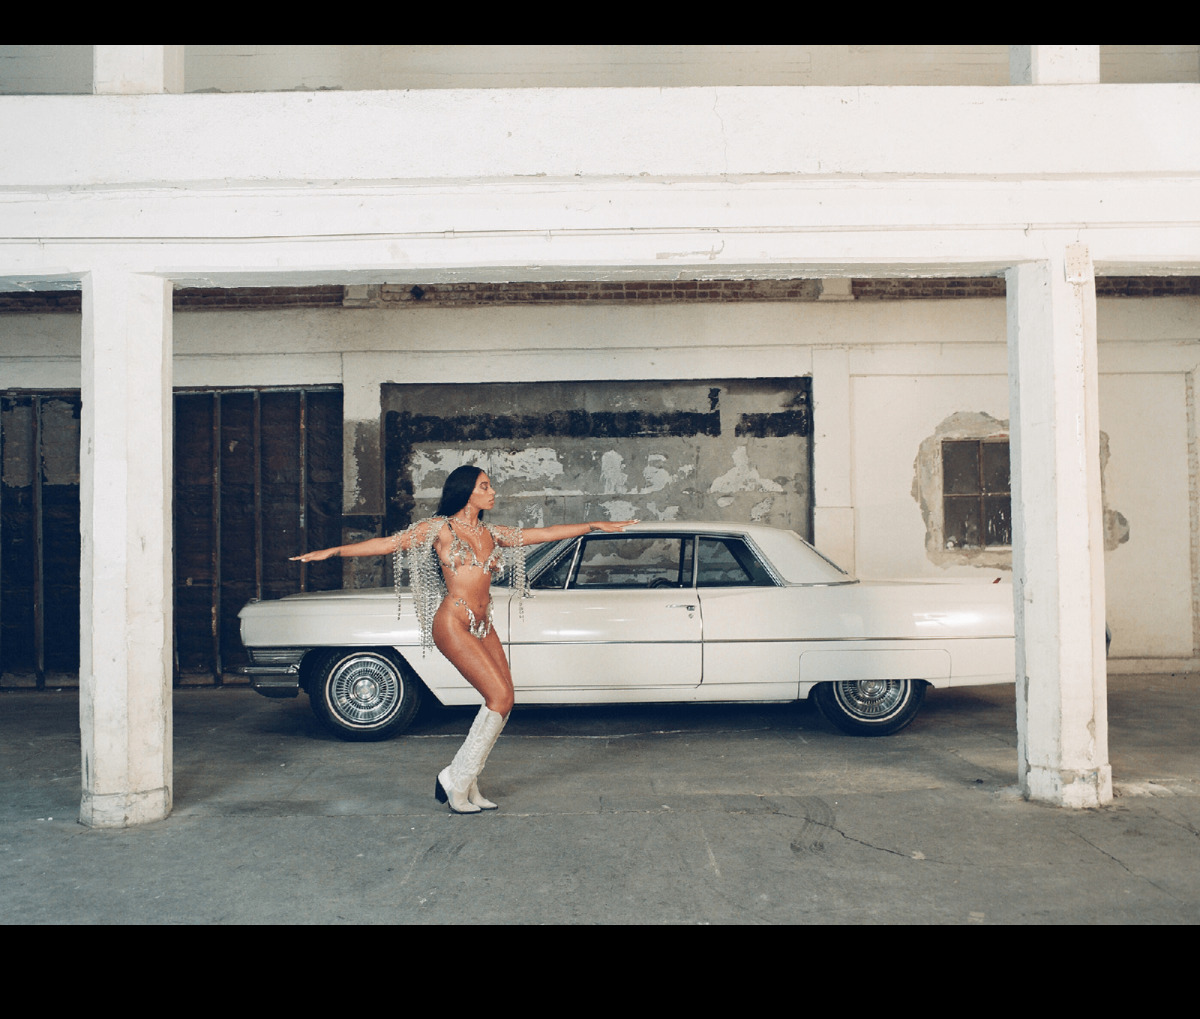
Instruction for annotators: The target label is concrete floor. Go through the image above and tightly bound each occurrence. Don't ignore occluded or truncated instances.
[1,674,1197,924]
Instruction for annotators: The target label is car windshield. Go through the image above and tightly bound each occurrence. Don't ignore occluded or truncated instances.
[493,539,563,587]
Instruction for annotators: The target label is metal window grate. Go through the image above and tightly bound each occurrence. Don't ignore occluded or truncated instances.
[942,439,1011,549]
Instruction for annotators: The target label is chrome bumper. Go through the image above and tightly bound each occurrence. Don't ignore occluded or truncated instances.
[239,648,308,698]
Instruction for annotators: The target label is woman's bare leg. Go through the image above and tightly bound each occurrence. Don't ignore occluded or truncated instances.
[432,605,514,715]
[432,602,514,812]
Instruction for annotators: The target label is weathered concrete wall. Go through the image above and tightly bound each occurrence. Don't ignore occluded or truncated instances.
[381,378,811,537]
[1,295,1197,664]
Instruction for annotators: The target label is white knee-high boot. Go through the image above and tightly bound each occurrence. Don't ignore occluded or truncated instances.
[468,710,509,809]
[435,706,506,814]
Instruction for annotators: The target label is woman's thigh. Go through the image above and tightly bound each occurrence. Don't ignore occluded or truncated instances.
[433,604,513,712]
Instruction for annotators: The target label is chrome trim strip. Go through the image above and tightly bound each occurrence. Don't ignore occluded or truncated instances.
[693,634,1012,644]
[509,633,1009,648]
[507,639,701,647]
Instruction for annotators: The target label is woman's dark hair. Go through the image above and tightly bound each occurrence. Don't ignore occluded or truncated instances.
[436,465,484,519]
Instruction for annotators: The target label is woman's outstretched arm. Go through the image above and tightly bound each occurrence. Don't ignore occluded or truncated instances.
[289,536,396,563]
[291,518,437,562]
[513,519,638,547]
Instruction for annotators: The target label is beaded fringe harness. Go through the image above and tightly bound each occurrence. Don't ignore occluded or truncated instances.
[392,516,530,656]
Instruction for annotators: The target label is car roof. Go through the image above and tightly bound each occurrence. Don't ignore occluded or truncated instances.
[588,520,854,585]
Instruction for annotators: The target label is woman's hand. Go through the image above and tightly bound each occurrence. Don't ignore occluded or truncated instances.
[589,520,639,533]
[289,547,340,563]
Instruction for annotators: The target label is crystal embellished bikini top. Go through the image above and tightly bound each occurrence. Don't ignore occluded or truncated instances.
[440,519,508,578]
[391,516,529,655]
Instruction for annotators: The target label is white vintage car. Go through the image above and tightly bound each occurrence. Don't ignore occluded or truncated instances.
[238,521,1014,740]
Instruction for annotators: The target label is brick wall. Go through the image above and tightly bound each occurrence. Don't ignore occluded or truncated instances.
[1,277,1197,313]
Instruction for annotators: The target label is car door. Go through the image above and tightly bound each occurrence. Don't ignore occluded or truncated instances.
[506,533,703,692]
[690,534,799,694]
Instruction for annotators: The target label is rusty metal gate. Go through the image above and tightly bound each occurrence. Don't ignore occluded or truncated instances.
[0,392,81,684]
[174,388,343,677]
[0,387,343,687]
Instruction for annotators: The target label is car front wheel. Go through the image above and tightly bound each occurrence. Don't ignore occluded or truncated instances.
[307,648,422,741]
[814,679,925,736]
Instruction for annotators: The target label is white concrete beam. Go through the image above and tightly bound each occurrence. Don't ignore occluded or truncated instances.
[93,46,184,95]
[1010,46,1101,85]
[1,173,1197,292]
[3,85,1196,188]
[79,270,173,828]
[1007,246,1111,808]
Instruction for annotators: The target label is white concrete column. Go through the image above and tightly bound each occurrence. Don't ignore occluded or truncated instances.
[812,347,855,573]
[94,45,184,94]
[1006,246,1111,808]
[1009,46,1100,84]
[79,271,174,827]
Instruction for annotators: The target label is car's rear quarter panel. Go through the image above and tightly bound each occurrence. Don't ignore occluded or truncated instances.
[698,582,1013,694]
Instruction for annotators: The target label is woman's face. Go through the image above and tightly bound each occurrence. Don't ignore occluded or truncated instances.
[467,472,496,513]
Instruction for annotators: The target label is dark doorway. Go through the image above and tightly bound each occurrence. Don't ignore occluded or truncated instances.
[1,387,344,687]
[0,392,81,686]
[174,388,344,678]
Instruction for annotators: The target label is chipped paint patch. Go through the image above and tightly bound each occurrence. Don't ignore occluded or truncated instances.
[750,497,774,521]
[1098,431,1131,552]
[411,447,564,497]
[642,463,672,492]
[347,418,381,513]
[601,499,638,520]
[601,450,627,493]
[645,502,681,521]
[709,447,784,494]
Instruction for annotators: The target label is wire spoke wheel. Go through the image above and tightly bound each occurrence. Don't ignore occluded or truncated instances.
[814,679,925,736]
[329,654,400,725]
[308,648,422,741]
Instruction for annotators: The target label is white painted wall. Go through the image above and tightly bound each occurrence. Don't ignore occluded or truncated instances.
[1097,373,1193,659]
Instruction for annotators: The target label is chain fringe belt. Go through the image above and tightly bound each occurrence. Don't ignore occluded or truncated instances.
[454,598,495,640]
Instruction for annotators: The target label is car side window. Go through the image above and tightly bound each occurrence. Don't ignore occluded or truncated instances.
[530,541,578,590]
[696,537,775,587]
[570,535,689,589]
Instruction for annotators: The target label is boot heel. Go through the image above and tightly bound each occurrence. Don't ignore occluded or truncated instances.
[434,778,448,804]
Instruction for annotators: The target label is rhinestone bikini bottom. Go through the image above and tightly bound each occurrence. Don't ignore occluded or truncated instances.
[453,598,494,640]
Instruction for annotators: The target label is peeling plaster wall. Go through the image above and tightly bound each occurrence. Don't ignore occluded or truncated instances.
[911,411,1128,566]
[855,374,1012,580]
[381,379,811,538]
[912,410,1013,569]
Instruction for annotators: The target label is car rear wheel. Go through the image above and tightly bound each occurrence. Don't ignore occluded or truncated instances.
[307,648,422,741]
[814,679,925,737]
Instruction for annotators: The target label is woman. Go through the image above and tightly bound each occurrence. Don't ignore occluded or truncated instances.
[291,464,636,814]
